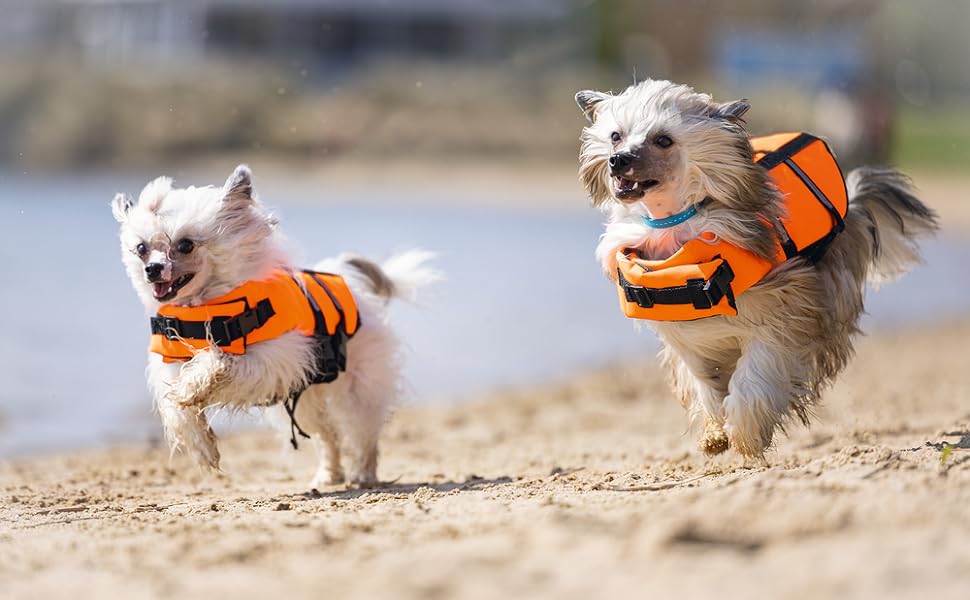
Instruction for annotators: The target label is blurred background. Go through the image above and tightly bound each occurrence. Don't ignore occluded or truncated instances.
[1,0,968,455]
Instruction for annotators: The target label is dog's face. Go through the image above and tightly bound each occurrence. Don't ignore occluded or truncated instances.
[575,79,753,215]
[112,165,278,309]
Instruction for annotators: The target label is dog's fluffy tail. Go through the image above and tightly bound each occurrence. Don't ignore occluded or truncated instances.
[344,249,442,303]
[843,167,938,288]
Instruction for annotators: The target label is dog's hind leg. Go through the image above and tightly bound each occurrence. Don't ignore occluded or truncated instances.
[287,386,346,488]
[324,353,397,487]
[723,338,791,457]
[328,382,389,487]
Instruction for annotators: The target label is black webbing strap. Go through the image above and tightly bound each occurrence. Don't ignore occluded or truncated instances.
[150,298,276,347]
[301,272,346,383]
[783,157,845,234]
[782,157,845,263]
[283,391,311,450]
[619,259,736,310]
[755,133,817,170]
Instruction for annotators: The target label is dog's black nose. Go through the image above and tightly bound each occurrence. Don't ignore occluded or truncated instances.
[145,263,164,282]
[609,152,635,174]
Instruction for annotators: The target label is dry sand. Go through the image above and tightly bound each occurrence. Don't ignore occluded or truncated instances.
[2,320,968,599]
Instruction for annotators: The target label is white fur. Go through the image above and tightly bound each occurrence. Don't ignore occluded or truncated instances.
[114,165,441,486]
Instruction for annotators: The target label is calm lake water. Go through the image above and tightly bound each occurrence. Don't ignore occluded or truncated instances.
[0,169,966,455]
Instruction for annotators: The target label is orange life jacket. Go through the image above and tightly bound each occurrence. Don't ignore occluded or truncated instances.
[616,132,846,321]
[149,269,360,447]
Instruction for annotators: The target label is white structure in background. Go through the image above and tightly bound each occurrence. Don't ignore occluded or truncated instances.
[0,0,569,65]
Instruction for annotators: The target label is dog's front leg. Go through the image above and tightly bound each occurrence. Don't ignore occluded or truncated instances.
[148,357,222,469]
[723,338,791,458]
[156,392,221,470]
[176,332,316,412]
[171,348,233,409]
[660,343,732,455]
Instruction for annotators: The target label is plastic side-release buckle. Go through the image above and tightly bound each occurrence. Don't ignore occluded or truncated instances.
[152,316,182,340]
[618,268,654,308]
[689,261,735,309]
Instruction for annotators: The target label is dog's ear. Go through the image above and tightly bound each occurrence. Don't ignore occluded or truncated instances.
[222,164,253,206]
[111,193,133,223]
[575,90,610,123]
[711,99,751,123]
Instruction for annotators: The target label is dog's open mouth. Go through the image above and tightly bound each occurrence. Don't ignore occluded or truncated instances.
[152,273,195,302]
[614,177,660,200]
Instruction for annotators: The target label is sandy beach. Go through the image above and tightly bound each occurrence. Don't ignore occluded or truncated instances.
[2,317,968,599]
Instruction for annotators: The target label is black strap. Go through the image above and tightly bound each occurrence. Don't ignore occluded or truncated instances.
[755,133,818,170]
[619,259,736,310]
[283,391,312,450]
[783,157,845,234]
[299,272,347,384]
[150,298,275,347]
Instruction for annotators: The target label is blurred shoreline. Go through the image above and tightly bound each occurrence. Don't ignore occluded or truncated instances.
[6,156,969,227]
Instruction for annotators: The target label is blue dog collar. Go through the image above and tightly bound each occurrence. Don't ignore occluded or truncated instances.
[640,201,705,229]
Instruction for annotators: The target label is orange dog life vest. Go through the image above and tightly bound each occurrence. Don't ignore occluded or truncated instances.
[616,132,847,321]
[149,269,360,447]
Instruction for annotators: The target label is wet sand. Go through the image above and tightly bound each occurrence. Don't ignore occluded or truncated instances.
[2,320,968,599]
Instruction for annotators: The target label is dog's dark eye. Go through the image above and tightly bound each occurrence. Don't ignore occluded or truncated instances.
[655,135,674,148]
[611,131,622,143]
[176,239,195,254]
[135,243,147,257]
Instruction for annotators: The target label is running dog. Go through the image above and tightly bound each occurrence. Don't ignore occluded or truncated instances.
[575,79,937,457]
[112,165,439,486]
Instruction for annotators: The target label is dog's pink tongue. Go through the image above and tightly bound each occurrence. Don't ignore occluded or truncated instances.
[153,282,171,299]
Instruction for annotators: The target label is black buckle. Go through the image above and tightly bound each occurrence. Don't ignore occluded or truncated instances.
[209,319,234,346]
[689,262,735,309]
[236,309,261,336]
[629,286,654,308]
[215,299,273,345]
[618,268,655,308]
[155,316,182,340]
[620,279,654,307]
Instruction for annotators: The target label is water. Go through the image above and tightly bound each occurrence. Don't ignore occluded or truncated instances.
[0,170,966,455]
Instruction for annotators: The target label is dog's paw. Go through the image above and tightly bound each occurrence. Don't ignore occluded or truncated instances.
[723,421,770,459]
[346,478,379,490]
[175,352,231,408]
[345,469,378,489]
[310,470,346,489]
[193,443,222,472]
[700,419,730,455]
[181,424,222,471]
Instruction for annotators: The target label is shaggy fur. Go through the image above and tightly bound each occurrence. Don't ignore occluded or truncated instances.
[113,165,440,487]
[576,79,938,457]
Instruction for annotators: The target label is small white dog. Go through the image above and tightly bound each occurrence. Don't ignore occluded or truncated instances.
[576,79,937,458]
[112,165,439,487]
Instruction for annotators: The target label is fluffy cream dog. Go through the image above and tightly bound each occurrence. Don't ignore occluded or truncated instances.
[112,165,439,487]
[576,79,937,457]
